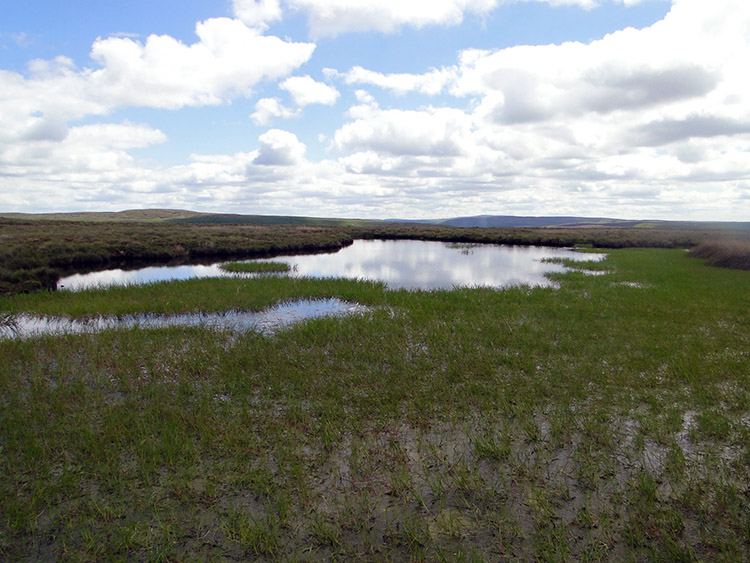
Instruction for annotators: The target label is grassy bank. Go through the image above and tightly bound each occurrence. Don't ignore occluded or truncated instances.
[1,247,748,560]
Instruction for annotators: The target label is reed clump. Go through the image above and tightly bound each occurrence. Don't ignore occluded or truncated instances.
[689,239,750,270]
[220,261,291,273]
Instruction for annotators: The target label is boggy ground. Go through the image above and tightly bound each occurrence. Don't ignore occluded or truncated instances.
[0,247,748,560]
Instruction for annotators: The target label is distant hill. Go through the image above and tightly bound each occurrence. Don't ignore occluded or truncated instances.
[169,213,374,227]
[0,209,372,226]
[0,209,204,222]
[390,214,750,230]
[441,215,620,228]
[2,209,747,230]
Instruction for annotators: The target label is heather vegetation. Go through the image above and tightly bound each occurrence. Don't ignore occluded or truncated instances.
[689,239,750,270]
[0,219,353,293]
[0,220,748,560]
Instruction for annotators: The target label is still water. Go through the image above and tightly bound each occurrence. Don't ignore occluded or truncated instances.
[255,240,605,290]
[1,299,369,340]
[58,239,605,291]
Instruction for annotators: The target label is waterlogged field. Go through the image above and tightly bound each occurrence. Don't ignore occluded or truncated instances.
[0,247,748,560]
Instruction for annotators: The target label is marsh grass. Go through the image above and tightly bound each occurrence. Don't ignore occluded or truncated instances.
[0,247,748,560]
[220,261,292,274]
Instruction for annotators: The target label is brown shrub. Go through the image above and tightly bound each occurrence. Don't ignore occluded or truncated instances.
[689,240,750,270]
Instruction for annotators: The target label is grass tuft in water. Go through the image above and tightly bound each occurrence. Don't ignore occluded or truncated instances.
[220,261,291,273]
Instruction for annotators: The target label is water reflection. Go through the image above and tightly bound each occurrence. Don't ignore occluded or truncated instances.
[57,239,606,292]
[1,299,369,340]
[256,240,606,290]
[58,263,232,290]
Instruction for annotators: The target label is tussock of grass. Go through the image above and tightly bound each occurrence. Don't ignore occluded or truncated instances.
[220,261,291,273]
[690,239,750,270]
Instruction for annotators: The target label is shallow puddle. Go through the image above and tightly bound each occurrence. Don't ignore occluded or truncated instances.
[0,298,369,340]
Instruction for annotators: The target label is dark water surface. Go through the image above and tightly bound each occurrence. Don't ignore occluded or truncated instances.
[58,239,605,291]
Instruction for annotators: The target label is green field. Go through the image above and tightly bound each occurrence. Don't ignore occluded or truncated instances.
[1,224,748,560]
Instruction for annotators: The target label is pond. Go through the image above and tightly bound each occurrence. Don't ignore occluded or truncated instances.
[58,239,605,292]
[1,299,369,340]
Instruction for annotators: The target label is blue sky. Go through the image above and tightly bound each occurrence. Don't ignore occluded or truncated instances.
[1,0,748,220]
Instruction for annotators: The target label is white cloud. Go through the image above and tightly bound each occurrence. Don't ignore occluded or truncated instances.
[0,15,318,211]
[315,0,750,219]
[252,129,307,165]
[88,18,315,109]
[332,100,472,158]
[251,97,301,125]
[280,75,340,106]
[67,123,168,151]
[285,0,500,37]
[232,0,283,30]
[233,0,616,38]
[0,16,316,156]
[340,66,456,95]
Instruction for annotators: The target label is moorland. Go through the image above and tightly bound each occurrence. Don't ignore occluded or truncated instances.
[0,213,748,560]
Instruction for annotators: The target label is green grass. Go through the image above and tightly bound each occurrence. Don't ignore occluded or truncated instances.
[220,261,292,274]
[0,247,748,560]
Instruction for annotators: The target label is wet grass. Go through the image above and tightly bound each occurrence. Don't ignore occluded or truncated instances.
[0,247,748,560]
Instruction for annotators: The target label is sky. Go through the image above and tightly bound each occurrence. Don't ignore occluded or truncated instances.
[1,0,749,221]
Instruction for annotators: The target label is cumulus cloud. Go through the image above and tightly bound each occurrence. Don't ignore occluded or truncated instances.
[0,16,315,148]
[332,99,472,158]
[251,98,301,125]
[67,123,168,151]
[88,18,315,109]
[317,0,750,219]
[630,115,750,147]
[252,129,307,165]
[232,0,283,29]
[0,14,319,210]
[231,0,617,37]
[280,75,340,106]
[340,66,456,95]
[282,0,500,37]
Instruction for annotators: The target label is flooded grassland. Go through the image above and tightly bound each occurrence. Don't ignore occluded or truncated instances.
[0,245,748,561]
